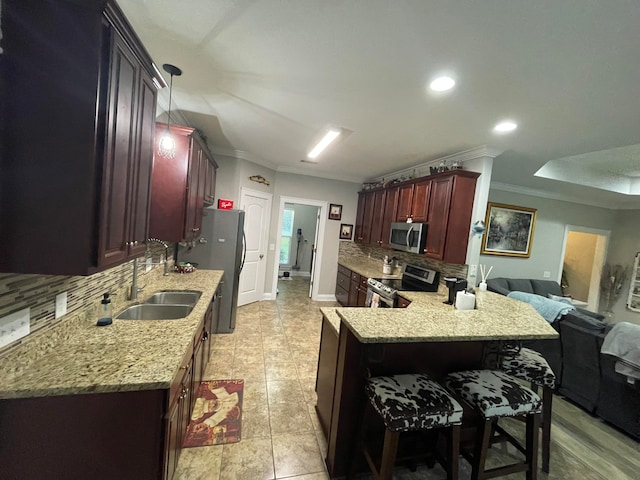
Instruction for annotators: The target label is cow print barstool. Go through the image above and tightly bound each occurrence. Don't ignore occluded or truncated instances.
[501,347,556,473]
[444,369,542,480]
[351,373,464,480]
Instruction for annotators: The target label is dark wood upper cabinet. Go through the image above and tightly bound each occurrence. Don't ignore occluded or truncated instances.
[0,0,161,275]
[369,189,387,246]
[355,189,385,245]
[410,179,432,223]
[380,186,399,247]
[353,170,478,264]
[396,184,415,222]
[149,124,217,243]
[424,176,454,258]
[424,171,479,264]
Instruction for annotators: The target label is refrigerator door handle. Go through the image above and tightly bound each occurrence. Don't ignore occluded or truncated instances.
[240,230,247,273]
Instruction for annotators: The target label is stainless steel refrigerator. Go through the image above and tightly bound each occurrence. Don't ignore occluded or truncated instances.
[178,208,245,333]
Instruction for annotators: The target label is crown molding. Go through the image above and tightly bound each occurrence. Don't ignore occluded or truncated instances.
[208,147,279,170]
[370,145,503,182]
[490,182,638,210]
[276,165,364,185]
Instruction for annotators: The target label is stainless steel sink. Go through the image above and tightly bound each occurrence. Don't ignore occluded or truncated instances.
[116,304,194,320]
[143,290,202,306]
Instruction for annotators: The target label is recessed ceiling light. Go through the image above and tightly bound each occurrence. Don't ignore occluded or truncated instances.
[307,128,341,159]
[493,121,518,133]
[429,76,456,92]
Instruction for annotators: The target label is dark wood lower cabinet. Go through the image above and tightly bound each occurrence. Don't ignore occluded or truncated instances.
[0,305,214,480]
[336,265,369,307]
[397,296,411,308]
[0,390,166,480]
[315,315,339,436]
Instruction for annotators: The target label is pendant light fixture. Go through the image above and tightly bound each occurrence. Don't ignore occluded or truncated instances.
[157,63,183,158]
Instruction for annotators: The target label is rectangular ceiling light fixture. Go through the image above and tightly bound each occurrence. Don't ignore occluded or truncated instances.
[307,128,341,159]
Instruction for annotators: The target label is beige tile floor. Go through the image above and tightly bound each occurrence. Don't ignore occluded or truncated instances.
[175,276,640,480]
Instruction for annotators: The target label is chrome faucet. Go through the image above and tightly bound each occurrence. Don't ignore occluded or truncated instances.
[146,238,171,276]
[130,257,145,301]
[129,238,172,301]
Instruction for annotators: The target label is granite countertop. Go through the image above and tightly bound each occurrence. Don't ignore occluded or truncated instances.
[336,289,559,343]
[338,257,402,280]
[0,269,223,400]
[320,307,342,334]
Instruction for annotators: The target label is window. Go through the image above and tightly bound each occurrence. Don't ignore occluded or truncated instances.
[279,209,295,264]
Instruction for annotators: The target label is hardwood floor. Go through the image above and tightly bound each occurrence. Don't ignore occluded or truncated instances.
[175,276,640,480]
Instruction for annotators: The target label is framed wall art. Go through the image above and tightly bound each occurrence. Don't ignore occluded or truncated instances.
[329,203,342,220]
[481,202,537,257]
[339,223,353,240]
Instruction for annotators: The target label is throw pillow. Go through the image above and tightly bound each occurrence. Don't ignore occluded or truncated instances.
[548,294,573,305]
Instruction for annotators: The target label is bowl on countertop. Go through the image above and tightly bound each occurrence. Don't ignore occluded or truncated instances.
[175,262,198,274]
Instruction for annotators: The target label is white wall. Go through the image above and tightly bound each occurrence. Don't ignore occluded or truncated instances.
[283,203,319,274]
[605,209,640,324]
[480,190,616,282]
[267,172,361,296]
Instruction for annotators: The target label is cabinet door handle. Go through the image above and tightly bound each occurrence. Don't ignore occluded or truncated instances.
[193,227,200,232]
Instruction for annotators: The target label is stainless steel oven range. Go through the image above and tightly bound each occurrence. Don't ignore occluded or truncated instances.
[366,264,440,308]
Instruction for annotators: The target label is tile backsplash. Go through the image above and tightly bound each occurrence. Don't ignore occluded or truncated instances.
[339,241,468,282]
[0,244,172,354]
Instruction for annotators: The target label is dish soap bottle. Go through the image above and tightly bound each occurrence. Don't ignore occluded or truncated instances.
[96,293,113,326]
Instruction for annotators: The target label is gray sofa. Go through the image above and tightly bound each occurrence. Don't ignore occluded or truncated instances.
[486,278,639,439]
[487,277,605,387]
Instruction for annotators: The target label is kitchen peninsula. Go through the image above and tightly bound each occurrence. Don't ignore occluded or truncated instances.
[0,269,224,480]
[318,288,558,478]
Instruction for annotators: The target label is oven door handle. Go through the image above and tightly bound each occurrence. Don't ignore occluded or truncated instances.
[405,226,413,247]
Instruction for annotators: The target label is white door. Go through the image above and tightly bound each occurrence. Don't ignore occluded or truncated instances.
[309,208,321,297]
[238,188,272,306]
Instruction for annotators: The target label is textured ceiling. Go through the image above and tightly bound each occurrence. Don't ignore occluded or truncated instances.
[118,0,640,209]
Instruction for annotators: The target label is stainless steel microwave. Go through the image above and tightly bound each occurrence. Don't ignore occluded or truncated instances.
[389,222,428,254]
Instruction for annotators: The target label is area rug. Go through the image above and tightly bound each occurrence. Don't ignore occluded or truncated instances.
[183,379,244,447]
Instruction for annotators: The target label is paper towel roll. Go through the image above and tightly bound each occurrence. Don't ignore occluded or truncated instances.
[455,291,476,310]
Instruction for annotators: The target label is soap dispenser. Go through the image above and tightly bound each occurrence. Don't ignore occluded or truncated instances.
[97,292,113,326]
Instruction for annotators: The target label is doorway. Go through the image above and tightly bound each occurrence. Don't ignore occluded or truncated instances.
[238,188,272,306]
[271,197,327,300]
[278,203,320,279]
[559,225,610,312]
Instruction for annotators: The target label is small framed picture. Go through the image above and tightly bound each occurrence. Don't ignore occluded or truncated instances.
[329,203,342,220]
[339,223,353,240]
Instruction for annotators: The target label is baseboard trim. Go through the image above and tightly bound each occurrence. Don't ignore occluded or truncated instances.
[314,294,338,302]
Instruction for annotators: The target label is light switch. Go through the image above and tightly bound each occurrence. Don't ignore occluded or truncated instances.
[55,292,68,319]
[543,271,551,278]
[468,264,477,277]
[269,243,275,251]
[0,308,30,348]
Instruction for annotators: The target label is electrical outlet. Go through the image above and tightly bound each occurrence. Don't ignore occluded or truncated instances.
[55,292,68,319]
[269,243,275,251]
[468,264,478,277]
[0,308,30,348]
[543,271,551,278]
